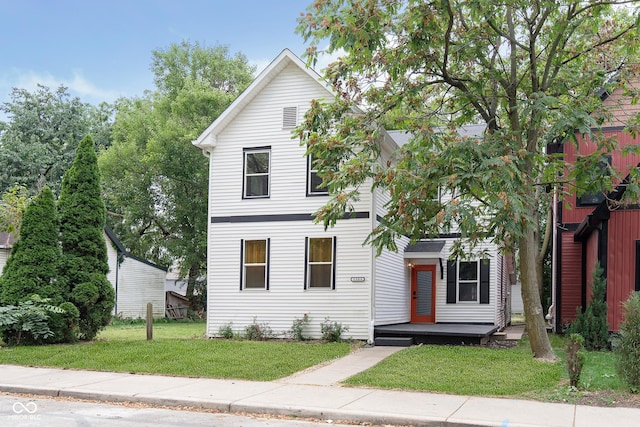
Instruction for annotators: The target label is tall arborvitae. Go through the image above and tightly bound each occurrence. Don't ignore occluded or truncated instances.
[0,187,63,305]
[569,261,610,350]
[58,135,114,340]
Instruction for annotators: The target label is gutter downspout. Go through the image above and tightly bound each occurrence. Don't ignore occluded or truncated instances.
[547,188,557,332]
[114,250,120,316]
[369,185,376,346]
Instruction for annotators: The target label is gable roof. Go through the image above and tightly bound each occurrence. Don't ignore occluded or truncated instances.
[193,48,334,151]
[104,225,168,272]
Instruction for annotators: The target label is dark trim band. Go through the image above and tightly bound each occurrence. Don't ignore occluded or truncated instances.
[212,212,370,223]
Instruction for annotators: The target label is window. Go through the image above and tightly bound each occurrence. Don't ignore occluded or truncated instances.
[241,239,269,289]
[576,155,611,206]
[305,237,335,289]
[243,148,270,198]
[307,153,328,195]
[458,261,479,302]
[446,259,490,304]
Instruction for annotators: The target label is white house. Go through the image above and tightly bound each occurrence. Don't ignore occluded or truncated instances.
[193,49,509,344]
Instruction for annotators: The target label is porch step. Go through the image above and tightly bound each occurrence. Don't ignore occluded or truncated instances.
[375,336,414,347]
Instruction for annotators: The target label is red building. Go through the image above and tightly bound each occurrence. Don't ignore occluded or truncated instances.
[553,81,640,331]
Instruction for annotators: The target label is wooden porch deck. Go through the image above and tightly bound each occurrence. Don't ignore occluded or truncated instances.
[374,323,499,346]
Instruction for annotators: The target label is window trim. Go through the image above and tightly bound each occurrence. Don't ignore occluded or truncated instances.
[242,147,271,199]
[304,236,336,290]
[457,260,479,303]
[306,153,329,196]
[240,238,270,290]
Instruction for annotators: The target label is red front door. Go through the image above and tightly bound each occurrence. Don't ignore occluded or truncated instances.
[411,265,436,323]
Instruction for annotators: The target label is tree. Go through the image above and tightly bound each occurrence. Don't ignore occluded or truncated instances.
[0,85,113,195]
[297,1,640,359]
[100,42,255,310]
[0,185,30,236]
[58,135,114,340]
[0,187,62,305]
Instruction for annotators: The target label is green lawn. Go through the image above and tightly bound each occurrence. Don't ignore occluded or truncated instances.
[0,321,350,381]
[344,334,627,399]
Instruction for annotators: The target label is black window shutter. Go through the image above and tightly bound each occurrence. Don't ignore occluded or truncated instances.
[332,236,337,290]
[303,237,309,290]
[446,260,457,304]
[239,239,244,290]
[266,238,271,290]
[480,259,490,304]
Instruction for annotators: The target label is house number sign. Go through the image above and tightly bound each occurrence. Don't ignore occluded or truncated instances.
[350,277,366,282]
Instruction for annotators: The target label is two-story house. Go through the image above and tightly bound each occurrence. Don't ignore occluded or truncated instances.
[193,49,510,343]
[551,78,640,332]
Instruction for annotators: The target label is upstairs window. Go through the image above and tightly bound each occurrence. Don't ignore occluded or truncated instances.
[241,239,269,290]
[307,153,328,196]
[243,148,270,198]
[576,155,611,207]
[305,237,335,289]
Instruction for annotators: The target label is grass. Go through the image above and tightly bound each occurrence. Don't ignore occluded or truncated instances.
[345,333,632,402]
[344,342,562,396]
[0,320,350,381]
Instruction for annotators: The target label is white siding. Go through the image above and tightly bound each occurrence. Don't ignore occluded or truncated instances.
[106,237,166,319]
[406,239,501,325]
[0,249,10,273]
[207,219,372,339]
[209,63,371,216]
[373,187,410,325]
[206,63,374,340]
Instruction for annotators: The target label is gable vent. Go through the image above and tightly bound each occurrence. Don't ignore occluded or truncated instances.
[282,106,298,129]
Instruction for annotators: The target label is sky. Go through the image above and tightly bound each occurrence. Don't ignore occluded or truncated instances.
[0,0,326,109]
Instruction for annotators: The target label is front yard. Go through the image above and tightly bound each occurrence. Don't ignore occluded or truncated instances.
[1,320,638,407]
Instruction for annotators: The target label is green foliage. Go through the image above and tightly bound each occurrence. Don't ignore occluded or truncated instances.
[218,322,234,339]
[616,292,640,392]
[566,333,585,388]
[0,185,30,235]
[568,262,610,350]
[0,85,112,195]
[100,42,255,310]
[0,295,65,345]
[59,136,114,340]
[0,187,63,305]
[296,0,639,360]
[320,317,348,342]
[290,313,311,341]
[243,317,274,341]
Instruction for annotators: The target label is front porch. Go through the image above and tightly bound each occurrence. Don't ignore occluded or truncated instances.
[374,323,499,346]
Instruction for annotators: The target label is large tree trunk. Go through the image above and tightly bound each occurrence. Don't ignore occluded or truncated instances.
[520,230,557,361]
[185,263,201,311]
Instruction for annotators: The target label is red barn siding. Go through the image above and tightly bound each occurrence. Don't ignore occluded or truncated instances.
[607,210,640,330]
[561,130,640,225]
[560,231,583,326]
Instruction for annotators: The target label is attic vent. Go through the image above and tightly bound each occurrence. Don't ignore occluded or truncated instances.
[282,106,298,129]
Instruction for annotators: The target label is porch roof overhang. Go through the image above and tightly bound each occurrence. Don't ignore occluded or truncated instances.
[403,241,446,279]
[574,163,639,242]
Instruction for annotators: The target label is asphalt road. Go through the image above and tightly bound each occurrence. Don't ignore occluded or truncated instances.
[0,394,364,427]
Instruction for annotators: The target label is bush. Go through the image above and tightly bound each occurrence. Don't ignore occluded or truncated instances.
[244,317,273,341]
[566,333,585,388]
[0,295,65,345]
[290,313,310,341]
[218,322,234,339]
[320,317,348,342]
[568,262,609,350]
[616,291,640,392]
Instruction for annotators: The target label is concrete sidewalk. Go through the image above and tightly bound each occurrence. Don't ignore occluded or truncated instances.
[1,346,639,427]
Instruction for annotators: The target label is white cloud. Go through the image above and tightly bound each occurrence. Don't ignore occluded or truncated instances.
[1,69,123,106]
